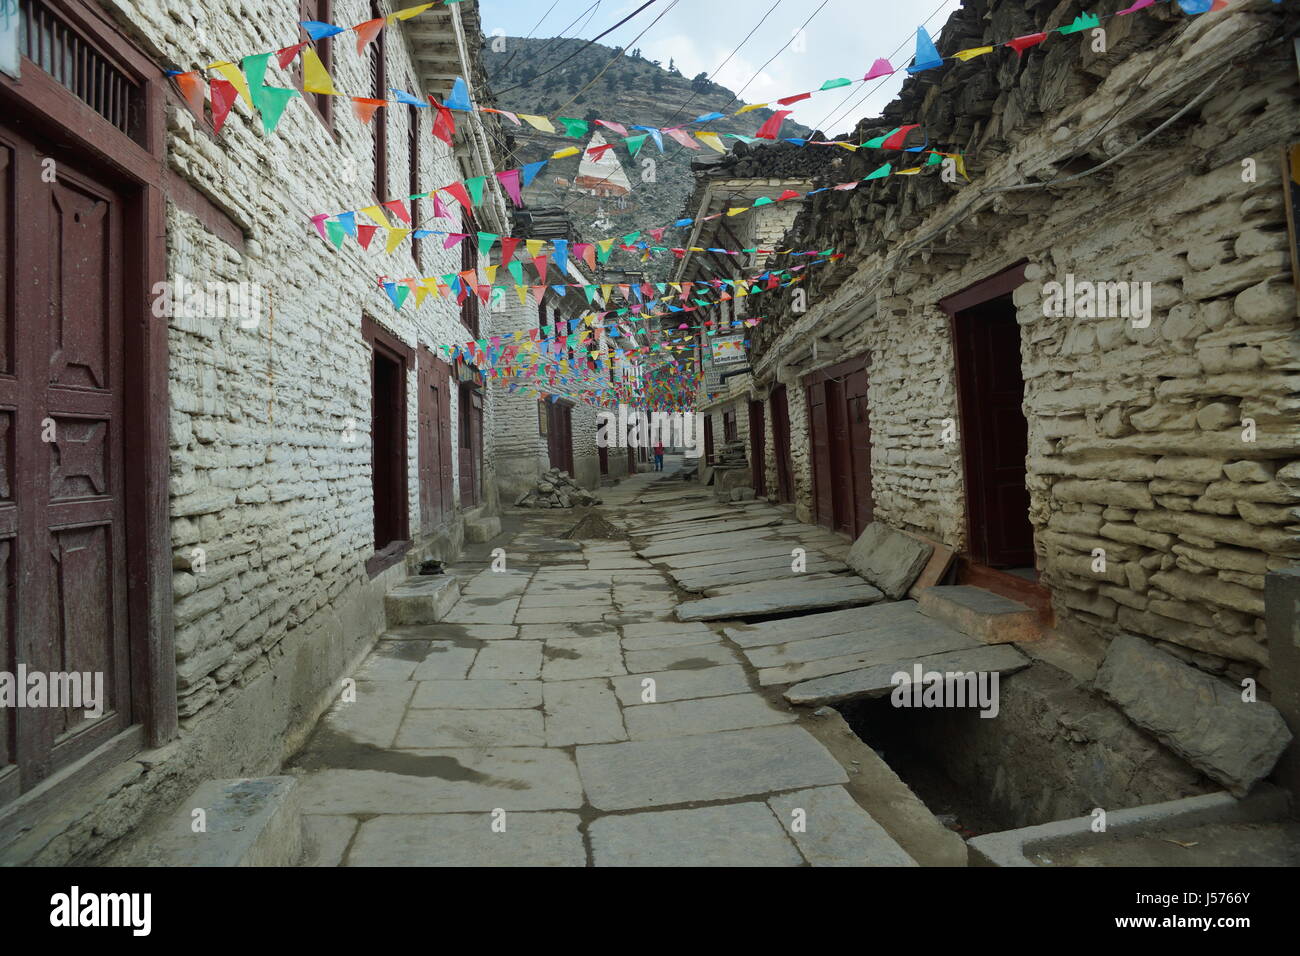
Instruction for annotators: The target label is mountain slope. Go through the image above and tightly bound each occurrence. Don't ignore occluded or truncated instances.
[482,36,813,254]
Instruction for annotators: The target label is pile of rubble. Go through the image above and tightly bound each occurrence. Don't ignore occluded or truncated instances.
[515,468,602,509]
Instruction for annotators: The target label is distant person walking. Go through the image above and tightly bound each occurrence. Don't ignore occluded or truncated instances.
[653,439,665,471]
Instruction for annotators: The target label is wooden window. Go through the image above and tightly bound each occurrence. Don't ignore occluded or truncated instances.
[298,0,334,130]
[370,1,387,202]
[18,0,143,142]
[461,212,479,338]
[723,409,737,443]
[409,109,420,268]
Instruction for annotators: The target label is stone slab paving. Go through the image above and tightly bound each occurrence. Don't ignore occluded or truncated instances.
[288,473,927,866]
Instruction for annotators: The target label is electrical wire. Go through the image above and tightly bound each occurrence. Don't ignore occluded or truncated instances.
[492,0,662,96]
[485,0,569,82]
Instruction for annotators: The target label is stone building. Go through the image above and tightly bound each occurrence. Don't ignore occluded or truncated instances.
[0,0,514,862]
[491,241,647,498]
[675,0,1300,815]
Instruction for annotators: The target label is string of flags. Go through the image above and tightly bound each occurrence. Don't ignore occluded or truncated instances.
[171,0,1227,148]
[375,248,837,308]
[384,253,841,317]
[315,146,960,259]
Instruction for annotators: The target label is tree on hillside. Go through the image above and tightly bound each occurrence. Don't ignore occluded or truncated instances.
[691,71,710,93]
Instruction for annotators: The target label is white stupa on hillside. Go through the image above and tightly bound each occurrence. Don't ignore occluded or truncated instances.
[575,131,632,198]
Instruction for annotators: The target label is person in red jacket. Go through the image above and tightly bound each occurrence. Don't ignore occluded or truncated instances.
[653,438,665,471]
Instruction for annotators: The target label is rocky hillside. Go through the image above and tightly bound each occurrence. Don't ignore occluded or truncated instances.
[483,36,812,258]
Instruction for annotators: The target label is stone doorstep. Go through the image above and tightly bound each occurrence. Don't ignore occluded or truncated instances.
[385,574,462,627]
[117,777,302,867]
[917,585,1040,644]
[966,785,1292,867]
[464,514,503,543]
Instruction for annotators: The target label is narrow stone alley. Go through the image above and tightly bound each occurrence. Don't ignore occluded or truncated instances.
[284,459,963,866]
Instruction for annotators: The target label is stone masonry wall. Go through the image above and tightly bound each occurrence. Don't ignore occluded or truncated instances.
[106,0,510,721]
[742,2,1298,681]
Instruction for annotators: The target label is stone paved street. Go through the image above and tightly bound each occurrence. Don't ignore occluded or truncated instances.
[287,461,922,866]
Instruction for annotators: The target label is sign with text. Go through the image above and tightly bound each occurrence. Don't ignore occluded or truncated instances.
[710,334,748,366]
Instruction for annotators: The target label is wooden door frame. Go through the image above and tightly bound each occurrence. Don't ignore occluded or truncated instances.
[0,0,175,753]
[802,354,872,536]
[748,400,766,497]
[770,385,793,503]
[362,316,412,576]
[941,261,1029,567]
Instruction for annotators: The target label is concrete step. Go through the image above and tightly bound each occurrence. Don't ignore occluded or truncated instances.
[464,514,502,543]
[917,585,1039,644]
[385,574,461,626]
[117,777,302,866]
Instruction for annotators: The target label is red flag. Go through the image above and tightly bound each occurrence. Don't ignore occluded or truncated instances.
[778,92,811,105]
[881,124,921,149]
[533,254,549,281]
[755,110,792,140]
[776,189,801,201]
[357,224,379,249]
[210,79,239,134]
[429,97,455,145]
[443,181,472,210]
[1006,33,1047,56]
[382,200,411,223]
[276,42,307,70]
[500,237,520,264]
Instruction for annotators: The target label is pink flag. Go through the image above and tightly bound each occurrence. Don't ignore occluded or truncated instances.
[496,169,523,207]
[863,58,894,80]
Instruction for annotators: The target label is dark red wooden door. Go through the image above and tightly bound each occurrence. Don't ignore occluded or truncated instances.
[807,385,834,529]
[418,348,449,532]
[844,367,874,537]
[825,379,854,534]
[955,294,1034,568]
[748,400,766,497]
[546,401,573,475]
[458,382,481,507]
[2,121,132,792]
[597,440,608,476]
[703,414,714,465]
[770,385,793,503]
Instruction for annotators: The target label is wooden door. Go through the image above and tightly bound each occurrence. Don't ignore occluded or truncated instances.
[770,385,793,503]
[954,295,1034,568]
[458,382,481,507]
[703,414,714,465]
[1,121,132,792]
[748,400,766,497]
[418,348,449,532]
[844,367,874,537]
[597,440,608,476]
[371,346,406,549]
[807,384,833,529]
[825,379,854,534]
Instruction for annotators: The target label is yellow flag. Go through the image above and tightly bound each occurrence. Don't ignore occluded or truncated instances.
[550,146,580,159]
[516,285,529,306]
[385,228,411,253]
[727,207,748,216]
[895,166,922,176]
[953,46,993,61]
[519,114,555,133]
[525,239,545,258]
[302,47,340,96]
[601,284,612,300]
[737,103,768,114]
[389,2,434,22]
[415,285,430,305]
[695,131,725,153]
[210,62,253,107]
[597,238,615,257]
[835,142,859,151]
[360,205,388,227]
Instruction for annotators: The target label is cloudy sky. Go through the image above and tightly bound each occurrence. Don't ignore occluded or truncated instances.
[478,0,965,136]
